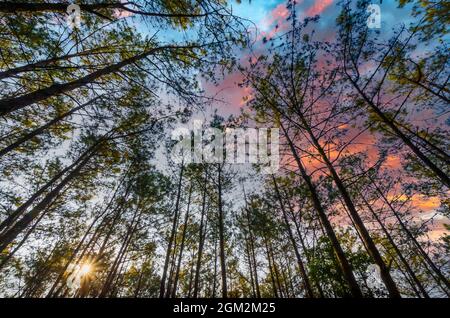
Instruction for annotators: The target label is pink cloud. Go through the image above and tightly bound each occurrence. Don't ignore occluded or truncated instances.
[306,0,334,16]
[261,3,289,28]
[201,71,249,114]
[257,3,293,42]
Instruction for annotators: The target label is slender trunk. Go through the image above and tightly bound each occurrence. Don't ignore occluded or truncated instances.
[0,140,98,234]
[99,206,141,297]
[159,163,184,298]
[0,96,102,158]
[0,2,125,13]
[347,76,450,187]
[272,176,314,298]
[400,75,450,104]
[187,251,196,297]
[264,235,279,298]
[0,192,61,270]
[193,173,208,298]
[212,233,218,298]
[133,257,148,298]
[268,240,284,298]
[47,175,127,297]
[370,177,450,292]
[280,261,292,297]
[246,210,261,298]
[165,238,179,297]
[0,2,210,18]
[0,45,197,116]
[55,217,111,297]
[296,113,400,298]
[243,230,256,297]
[46,212,103,297]
[171,183,193,298]
[109,256,131,298]
[394,121,450,164]
[97,205,125,258]
[286,257,297,297]
[361,195,429,298]
[285,196,325,298]
[0,147,97,253]
[383,243,422,298]
[217,164,227,298]
[20,243,60,297]
[248,227,261,298]
[0,48,115,80]
[243,192,261,298]
[280,123,363,297]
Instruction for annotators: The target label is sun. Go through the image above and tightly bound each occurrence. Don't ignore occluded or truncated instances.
[79,263,93,276]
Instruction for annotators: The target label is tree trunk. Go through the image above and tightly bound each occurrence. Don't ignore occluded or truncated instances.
[361,194,429,298]
[242,190,262,298]
[268,240,284,297]
[243,229,256,297]
[186,251,196,297]
[159,163,184,297]
[0,48,115,80]
[171,183,193,297]
[0,45,197,116]
[285,195,325,298]
[46,176,127,298]
[46,209,107,298]
[347,76,450,187]
[280,123,363,297]
[193,172,208,298]
[0,96,102,158]
[99,205,142,297]
[0,200,50,270]
[370,177,450,293]
[0,2,125,13]
[212,233,218,298]
[263,235,279,298]
[272,176,314,298]
[296,113,401,298]
[217,164,227,298]
[0,140,98,234]
[0,145,97,253]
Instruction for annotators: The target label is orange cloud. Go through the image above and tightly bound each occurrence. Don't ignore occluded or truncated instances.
[384,154,401,169]
[411,195,441,211]
[386,194,441,212]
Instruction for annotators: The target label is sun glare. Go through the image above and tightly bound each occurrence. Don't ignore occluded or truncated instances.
[79,263,92,276]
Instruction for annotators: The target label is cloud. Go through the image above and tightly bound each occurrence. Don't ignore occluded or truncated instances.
[201,71,249,114]
[113,8,134,19]
[411,195,441,211]
[256,3,292,42]
[384,154,402,169]
[260,3,290,30]
[305,0,334,16]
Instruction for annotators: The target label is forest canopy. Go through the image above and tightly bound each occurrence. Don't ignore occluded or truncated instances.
[0,0,448,298]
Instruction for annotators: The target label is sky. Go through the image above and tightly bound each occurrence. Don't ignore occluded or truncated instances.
[126,0,418,119]
[202,0,418,116]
